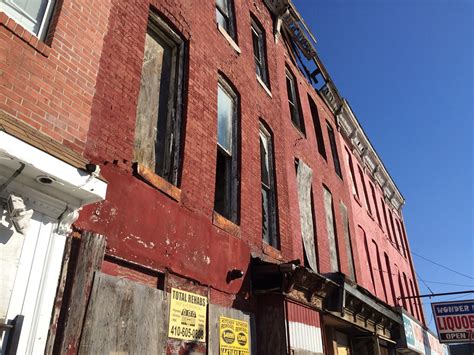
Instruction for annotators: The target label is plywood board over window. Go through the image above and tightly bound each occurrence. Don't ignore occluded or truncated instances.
[339,202,355,280]
[323,186,340,272]
[134,13,186,186]
[296,159,318,272]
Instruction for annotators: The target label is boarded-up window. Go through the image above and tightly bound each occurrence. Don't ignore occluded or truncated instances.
[296,160,318,272]
[214,79,239,223]
[323,186,339,272]
[260,124,278,248]
[134,14,185,185]
[339,202,355,280]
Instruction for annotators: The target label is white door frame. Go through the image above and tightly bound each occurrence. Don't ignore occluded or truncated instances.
[0,130,107,354]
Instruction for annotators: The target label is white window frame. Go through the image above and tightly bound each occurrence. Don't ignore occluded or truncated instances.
[0,0,56,40]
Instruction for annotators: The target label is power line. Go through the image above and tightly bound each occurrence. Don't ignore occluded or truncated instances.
[411,251,474,280]
[422,280,474,288]
[416,271,434,294]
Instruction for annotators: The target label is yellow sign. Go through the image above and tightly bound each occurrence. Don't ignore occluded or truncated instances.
[219,316,250,355]
[168,288,207,342]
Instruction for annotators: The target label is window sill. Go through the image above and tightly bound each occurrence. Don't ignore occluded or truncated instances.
[367,210,375,221]
[256,75,272,98]
[290,120,306,139]
[0,13,50,57]
[217,23,241,54]
[134,163,181,202]
[262,242,283,261]
[353,194,362,207]
[212,211,240,237]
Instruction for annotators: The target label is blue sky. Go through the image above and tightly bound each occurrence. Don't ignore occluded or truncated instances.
[292,0,473,332]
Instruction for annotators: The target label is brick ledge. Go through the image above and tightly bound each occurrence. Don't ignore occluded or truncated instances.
[0,11,51,57]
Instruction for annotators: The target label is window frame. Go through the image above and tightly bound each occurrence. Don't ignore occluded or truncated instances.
[215,0,236,40]
[308,94,327,160]
[251,17,269,88]
[369,182,382,227]
[1,0,56,40]
[327,122,342,178]
[214,77,240,223]
[358,165,372,215]
[285,67,305,133]
[344,147,359,197]
[259,122,278,248]
[133,13,186,186]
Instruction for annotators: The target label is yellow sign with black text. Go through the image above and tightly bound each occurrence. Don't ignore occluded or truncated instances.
[168,288,207,342]
[219,316,250,355]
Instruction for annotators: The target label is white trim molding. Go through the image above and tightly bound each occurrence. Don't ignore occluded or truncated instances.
[320,82,405,212]
[0,131,107,214]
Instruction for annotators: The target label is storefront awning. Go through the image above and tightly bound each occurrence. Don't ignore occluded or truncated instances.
[325,273,402,342]
[250,256,339,311]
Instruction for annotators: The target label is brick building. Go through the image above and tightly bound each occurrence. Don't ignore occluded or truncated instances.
[0,0,447,354]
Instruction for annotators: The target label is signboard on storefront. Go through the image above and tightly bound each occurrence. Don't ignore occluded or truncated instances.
[219,316,250,355]
[432,300,474,344]
[402,313,449,355]
[168,288,207,342]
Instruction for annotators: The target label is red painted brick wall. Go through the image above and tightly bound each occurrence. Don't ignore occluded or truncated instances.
[340,140,425,323]
[73,0,360,306]
[1,0,423,323]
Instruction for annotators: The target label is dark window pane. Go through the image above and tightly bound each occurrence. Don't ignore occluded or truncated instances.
[327,123,342,178]
[262,187,270,243]
[214,149,231,218]
[308,95,327,160]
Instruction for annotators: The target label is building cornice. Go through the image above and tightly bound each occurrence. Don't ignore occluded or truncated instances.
[265,1,405,211]
[320,83,405,211]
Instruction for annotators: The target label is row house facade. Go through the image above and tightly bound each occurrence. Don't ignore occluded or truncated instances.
[0,0,447,354]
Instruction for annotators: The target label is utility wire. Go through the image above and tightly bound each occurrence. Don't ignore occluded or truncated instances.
[411,251,474,280]
[416,271,434,295]
[422,280,474,288]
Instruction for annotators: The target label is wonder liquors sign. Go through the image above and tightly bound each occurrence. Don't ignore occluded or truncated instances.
[432,300,474,343]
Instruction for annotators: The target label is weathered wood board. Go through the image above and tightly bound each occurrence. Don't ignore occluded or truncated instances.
[78,272,167,355]
[59,231,105,354]
[208,304,256,355]
[296,159,318,272]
